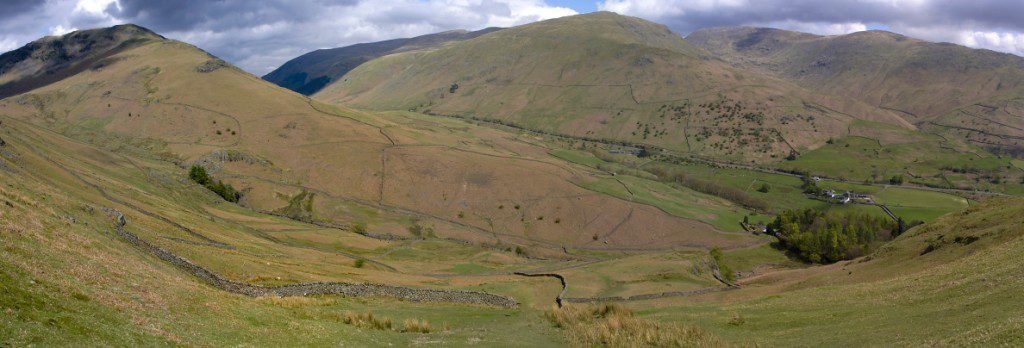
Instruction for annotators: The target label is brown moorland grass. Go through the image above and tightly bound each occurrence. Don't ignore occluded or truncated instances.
[545,303,721,347]
[0,30,757,253]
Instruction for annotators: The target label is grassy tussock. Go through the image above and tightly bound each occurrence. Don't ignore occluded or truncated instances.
[333,311,437,334]
[402,318,431,333]
[545,303,720,347]
[340,311,393,331]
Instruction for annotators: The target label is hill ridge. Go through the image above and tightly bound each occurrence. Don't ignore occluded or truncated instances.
[262,27,502,95]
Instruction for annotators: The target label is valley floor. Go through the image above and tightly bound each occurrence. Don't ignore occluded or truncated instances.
[3,109,1022,346]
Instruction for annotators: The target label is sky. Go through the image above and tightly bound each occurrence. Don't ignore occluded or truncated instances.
[2,0,1023,76]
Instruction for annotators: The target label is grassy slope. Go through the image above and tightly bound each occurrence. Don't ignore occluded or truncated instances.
[262,28,500,95]
[779,121,1021,192]
[689,26,1024,159]
[317,12,910,163]
[552,146,968,225]
[641,196,1024,346]
[0,119,562,346]
[687,26,1024,123]
[0,26,757,256]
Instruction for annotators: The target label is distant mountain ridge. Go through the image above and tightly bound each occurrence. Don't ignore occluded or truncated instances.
[687,26,1024,153]
[262,28,501,95]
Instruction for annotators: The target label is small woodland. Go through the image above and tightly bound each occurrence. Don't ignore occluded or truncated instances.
[768,208,899,263]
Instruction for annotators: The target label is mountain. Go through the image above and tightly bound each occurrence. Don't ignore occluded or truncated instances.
[0,24,163,99]
[263,28,500,95]
[0,24,759,258]
[315,12,913,162]
[687,27,1024,154]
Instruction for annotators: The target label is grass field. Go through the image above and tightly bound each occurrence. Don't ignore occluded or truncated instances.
[781,132,1020,193]
[637,197,1024,346]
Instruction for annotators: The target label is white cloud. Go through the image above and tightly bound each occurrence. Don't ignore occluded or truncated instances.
[115,0,578,74]
[960,30,1024,56]
[749,20,868,36]
[2,0,1023,75]
[50,25,77,36]
[599,0,1024,57]
[0,38,17,53]
[74,0,118,14]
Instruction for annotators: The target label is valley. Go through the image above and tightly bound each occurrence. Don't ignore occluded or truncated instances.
[1,11,1023,347]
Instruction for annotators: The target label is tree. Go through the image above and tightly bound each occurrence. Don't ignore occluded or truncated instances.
[637,147,651,158]
[189,166,211,186]
[757,183,771,193]
[351,222,367,235]
[188,166,240,202]
[889,175,904,185]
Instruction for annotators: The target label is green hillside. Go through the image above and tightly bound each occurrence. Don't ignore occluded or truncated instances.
[263,28,500,95]
[646,196,1024,346]
[316,12,913,163]
[688,27,1024,156]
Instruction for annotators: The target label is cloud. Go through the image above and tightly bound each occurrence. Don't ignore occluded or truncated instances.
[2,0,1022,76]
[599,0,1024,56]
[0,0,43,21]
[104,0,576,74]
[0,0,576,75]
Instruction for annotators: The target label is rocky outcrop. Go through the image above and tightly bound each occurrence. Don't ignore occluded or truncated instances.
[190,149,271,173]
[102,208,517,308]
[196,59,230,73]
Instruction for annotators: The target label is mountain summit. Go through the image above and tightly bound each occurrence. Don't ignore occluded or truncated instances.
[0,24,163,99]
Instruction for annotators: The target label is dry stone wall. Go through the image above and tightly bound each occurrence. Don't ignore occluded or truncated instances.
[102,208,517,308]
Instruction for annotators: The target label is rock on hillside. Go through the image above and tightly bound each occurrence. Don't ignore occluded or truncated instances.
[262,28,501,95]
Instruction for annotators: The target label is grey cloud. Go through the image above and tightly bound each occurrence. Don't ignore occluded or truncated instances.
[601,0,1024,34]
[600,0,1024,56]
[109,0,343,32]
[0,0,573,74]
[0,0,43,20]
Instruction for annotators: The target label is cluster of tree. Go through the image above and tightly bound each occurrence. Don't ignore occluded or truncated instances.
[768,208,900,263]
[889,175,904,185]
[188,166,240,202]
[800,176,820,194]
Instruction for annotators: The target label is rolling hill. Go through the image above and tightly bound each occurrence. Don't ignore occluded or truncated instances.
[315,12,917,163]
[0,23,763,345]
[0,24,763,257]
[263,28,501,95]
[687,27,1024,155]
